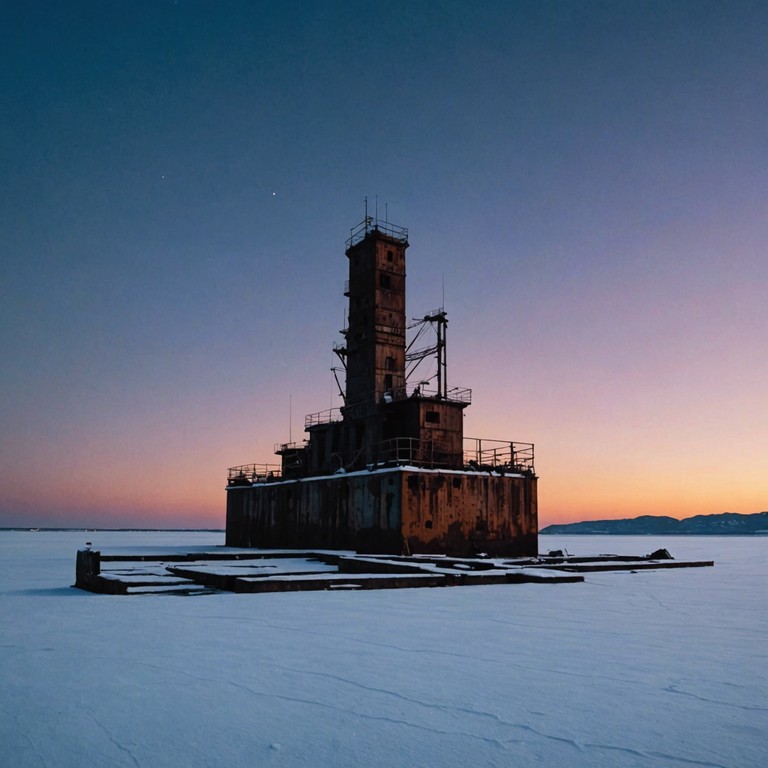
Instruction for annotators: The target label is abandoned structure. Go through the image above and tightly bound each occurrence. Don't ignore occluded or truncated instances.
[226,216,538,556]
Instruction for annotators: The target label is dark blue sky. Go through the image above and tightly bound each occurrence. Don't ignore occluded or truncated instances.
[2,1,766,526]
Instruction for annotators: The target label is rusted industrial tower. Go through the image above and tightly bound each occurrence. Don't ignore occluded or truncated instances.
[226,216,538,556]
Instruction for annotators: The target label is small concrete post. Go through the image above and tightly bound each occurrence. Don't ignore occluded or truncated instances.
[75,549,101,589]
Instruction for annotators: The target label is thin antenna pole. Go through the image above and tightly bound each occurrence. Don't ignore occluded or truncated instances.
[385,203,388,222]
[289,393,292,444]
[443,318,448,396]
[436,319,442,398]
[442,272,445,310]
[375,195,378,226]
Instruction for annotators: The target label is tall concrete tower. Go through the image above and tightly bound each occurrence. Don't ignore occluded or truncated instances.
[343,220,409,408]
[337,218,409,465]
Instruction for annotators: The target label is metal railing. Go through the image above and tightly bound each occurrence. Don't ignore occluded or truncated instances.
[228,437,534,482]
[227,463,283,485]
[404,384,471,404]
[463,438,535,474]
[344,384,472,409]
[346,217,409,248]
[375,437,457,469]
[273,441,305,454]
[304,408,343,429]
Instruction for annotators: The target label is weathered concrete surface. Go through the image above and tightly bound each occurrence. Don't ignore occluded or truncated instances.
[75,549,128,594]
[225,468,538,557]
[72,546,716,595]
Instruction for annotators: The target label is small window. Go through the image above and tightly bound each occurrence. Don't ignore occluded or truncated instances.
[379,273,391,289]
[387,250,394,262]
[385,356,396,371]
[384,374,393,390]
[425,411,440,424]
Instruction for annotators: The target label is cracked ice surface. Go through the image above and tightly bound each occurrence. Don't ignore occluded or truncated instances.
[1,531,765,768]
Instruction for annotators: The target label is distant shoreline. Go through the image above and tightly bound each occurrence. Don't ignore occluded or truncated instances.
[5,512,768,538]
[2,527,766,538]
[541,511,767,536]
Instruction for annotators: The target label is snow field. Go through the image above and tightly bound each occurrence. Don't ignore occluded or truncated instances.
[1,532,765,768]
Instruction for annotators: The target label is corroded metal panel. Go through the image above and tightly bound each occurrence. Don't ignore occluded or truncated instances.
[227,468,537,557]
[225,472,403,553]
[400,470,538,557]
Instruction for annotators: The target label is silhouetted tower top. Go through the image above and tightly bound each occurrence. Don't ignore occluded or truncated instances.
[342,218,409,417]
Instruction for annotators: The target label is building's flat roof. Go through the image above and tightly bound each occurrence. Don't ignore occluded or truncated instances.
[226,464,529,490]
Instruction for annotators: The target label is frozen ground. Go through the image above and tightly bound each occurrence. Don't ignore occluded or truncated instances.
[1,531,765,768]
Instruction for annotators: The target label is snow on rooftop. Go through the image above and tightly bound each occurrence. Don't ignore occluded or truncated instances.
[227,463,527,490]
[1,530,765,768]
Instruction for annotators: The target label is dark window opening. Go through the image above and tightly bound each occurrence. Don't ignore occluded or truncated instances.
[425,520,433,529]
[384,374,393,390]
[387,250,394,262]
[385,356,395,371]
[425,411,440,424]
[379,273,391,289]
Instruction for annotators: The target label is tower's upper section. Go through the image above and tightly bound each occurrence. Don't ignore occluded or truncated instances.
[227,215,536,483]
[345,217,408,249]
[343,219,409,409]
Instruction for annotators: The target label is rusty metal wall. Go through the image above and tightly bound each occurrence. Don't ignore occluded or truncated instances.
[400,471,538,557]
[226,468,537,557]
[225,471,403,553]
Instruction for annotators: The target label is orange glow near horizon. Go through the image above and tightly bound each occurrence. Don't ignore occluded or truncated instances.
[2,425,764,529]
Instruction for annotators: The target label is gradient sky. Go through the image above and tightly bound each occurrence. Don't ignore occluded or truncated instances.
[2,0,766,528]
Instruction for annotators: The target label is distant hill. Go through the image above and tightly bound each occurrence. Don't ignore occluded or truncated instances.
[541,511,768,535]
